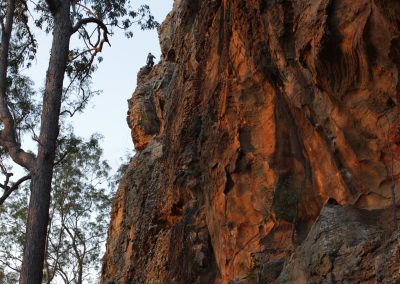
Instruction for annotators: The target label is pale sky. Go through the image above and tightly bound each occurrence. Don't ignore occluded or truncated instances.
[26,1,173,170]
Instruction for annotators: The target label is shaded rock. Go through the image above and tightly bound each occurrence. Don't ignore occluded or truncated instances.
[278,204,400,283]
[102,0,400,283]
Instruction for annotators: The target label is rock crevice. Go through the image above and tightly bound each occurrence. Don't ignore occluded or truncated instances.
[102,0,400,283]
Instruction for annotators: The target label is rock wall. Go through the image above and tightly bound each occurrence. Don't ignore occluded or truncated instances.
[279,202,400,283]
[102,0,400,283]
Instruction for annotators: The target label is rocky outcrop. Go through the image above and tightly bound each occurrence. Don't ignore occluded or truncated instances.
[278,202,400,283]
[102,0,400,283]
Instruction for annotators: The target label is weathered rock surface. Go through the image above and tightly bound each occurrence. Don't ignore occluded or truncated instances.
[278,202,400,283]
[102,0,400,283]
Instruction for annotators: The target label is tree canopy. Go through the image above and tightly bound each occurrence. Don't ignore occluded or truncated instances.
[1,134,112,283]
[0,1,158,282]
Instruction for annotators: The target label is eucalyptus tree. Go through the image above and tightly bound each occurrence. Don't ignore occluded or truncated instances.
[0,1,158,283]
[0,134,113,284]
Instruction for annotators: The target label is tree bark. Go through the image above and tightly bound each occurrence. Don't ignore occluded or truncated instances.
[77,258,83,284]
[0,0,36,170]
[19,3,71,283]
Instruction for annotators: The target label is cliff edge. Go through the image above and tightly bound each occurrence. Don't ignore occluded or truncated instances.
[102,0,400,283]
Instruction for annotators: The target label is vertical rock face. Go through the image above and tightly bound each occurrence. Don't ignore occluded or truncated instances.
[278,204,400,283]
[102,0,400,283]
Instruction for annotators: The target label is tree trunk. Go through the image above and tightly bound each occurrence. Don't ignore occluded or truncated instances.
[77,258,83,284]
[19,4,71,284]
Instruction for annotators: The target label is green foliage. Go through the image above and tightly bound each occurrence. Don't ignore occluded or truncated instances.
[0,1,160,281]
[6,75,40,141]
[46,134,112,283]
[0,135,113,283]
[112,151,133,187]
[0,177,29,282]
[66,1,159,83]
[0,266,18,284]
[7,2,38,73]
[0,1,160,129]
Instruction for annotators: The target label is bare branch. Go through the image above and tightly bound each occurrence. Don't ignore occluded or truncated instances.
[28,0,46,13]
[76,2,96,18]
[0,258,21,273]
[80,26,100,48]
[20,0,36,48]
[27,122,40,143]
[65,19,109,99]
[53,146,76,167]
[3,172,13,187]
[70,18,110,78]
[71,17,109,38]
[0,174,31,205]
[60,86,93,118]
[62,217,82,265]
[68,47,97,62]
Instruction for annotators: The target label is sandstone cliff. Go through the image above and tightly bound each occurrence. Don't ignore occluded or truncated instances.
[102,0,400,283]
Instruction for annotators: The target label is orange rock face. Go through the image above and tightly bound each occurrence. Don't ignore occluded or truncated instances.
[102,0,400,283]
